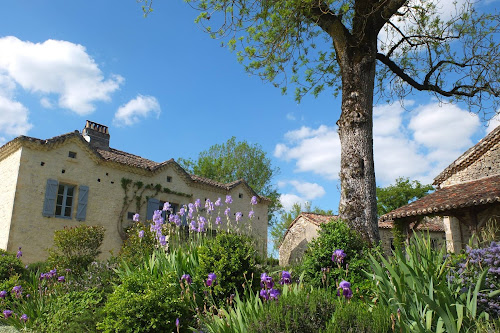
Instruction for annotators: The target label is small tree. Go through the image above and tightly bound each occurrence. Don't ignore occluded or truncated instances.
[376,177,433,216]
[47,225,105,273]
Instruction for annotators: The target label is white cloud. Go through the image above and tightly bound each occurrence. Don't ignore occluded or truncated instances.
[279,193,306,212]
[275,101,481,186]
[113,95,161,127]
[0,95,32,137]
[0,36,123,115]
[288,180,326,200]
[286,113,296,121]
[487,113,500,134]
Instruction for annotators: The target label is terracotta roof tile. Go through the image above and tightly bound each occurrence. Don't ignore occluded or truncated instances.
[301,212,338,226]
[380,175,500,221]
[434,124,500,186]
[378,217,444,232]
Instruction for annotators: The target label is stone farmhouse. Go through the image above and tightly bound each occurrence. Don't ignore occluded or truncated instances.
[0,121,270,263]
[379,124,500,252]
[279,212,444,266]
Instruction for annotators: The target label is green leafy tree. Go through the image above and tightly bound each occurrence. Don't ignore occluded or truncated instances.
[271,201,334,251]
[144,0,500,244]
[376,177,434,216]
[178,136,281,224]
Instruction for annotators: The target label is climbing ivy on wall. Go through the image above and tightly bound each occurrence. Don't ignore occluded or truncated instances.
[117,177,192,240]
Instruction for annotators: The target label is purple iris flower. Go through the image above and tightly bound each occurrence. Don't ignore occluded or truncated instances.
[269,288,280,300]
[20,314,28,322]
[248,210,255,219]
[195,199,201,208]
[190,220,197,231]
[179,207,185,216]
[16,247,22,259]
[138,230,145,238]
[58,276,65,283]
[251,196,258,205]
[163,202,171,212]
[215,198,222,207]
[215,216,221,225]
[159,235,167,246]
[181,274,192,285]
[197,221,206,233]
[3,310,13,319]
[280,271,292,285]
[235,212,243,222]
[260,273,274,289]
[225,195,233,204]
[0,290,7,299]
[338,280,353,299]
[12,285,22,298]
[224,207,230,216]
[259,288,269,300]
[206,273,217,287]
[133,213,140,222]
[176,318,180,330]
[332,249,346,264]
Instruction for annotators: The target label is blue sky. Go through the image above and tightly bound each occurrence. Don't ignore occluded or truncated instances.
[0,0,499,222]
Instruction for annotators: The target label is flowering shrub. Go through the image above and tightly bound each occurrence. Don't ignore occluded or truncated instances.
[456,241,500,318]
[197,231,259,302]
[0,249,24,281]
[47,225,105,274]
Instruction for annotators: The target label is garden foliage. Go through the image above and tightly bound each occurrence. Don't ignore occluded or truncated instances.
[0,249,24,281]
[325,300,392,333]
[47,225,105,273]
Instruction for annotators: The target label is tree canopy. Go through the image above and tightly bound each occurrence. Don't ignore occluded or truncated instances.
[144,0,500,244]
[178,136,281,224]
[376,177,434,216]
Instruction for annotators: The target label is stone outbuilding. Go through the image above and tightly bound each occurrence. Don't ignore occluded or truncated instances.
[0,120,270,262]
[379,124,500,252]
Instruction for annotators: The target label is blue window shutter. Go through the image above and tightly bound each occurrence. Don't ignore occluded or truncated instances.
[42,179,58,217]
[146,198,160,220]
[76,185,89,221]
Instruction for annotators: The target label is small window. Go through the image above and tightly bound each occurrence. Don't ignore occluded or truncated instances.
[239,193,243,198]
[68,151,77,158]
[55,184,75,218]
[167,176,172,183]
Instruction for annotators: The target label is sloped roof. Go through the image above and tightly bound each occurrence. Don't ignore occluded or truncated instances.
[0,131,269,202]
[380,175,500,222]
[378,216,444,232]
[434,124,500,186]
[280,212,337,248]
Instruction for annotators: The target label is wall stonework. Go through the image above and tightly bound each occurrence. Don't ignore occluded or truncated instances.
[3,137,268,263]
[0,148,22,250]
[442,141,500,187]
[278,217,320,266]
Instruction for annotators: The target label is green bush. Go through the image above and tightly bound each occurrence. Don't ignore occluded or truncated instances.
[197,232,259,301]
[0,249,24,281]
[47,225,105,273]
[32,288,105,333]
[118,222,157,266]
[70,260,119,294]
[325,300,392,333]
[246,288,336,332]
[97,269,191,333]
[300,220,374,295]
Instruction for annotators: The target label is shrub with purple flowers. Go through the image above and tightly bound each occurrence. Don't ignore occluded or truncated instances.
[455,241,500,318]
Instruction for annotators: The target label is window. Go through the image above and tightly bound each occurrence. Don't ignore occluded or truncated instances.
[55,184,75,218]
[239,193,243,198]
[68,151,77,158]
[167,176,172,183]
[43,179,88,221]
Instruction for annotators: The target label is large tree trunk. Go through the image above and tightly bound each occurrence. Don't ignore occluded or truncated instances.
[337,40,380,244]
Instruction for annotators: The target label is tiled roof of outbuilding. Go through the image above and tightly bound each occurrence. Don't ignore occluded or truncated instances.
[378,216,445,232]
[434,124,500,186]
[380,175,500,222]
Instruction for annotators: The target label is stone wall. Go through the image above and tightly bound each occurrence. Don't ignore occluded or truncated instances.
[279,217,320,266]
[442,141,500,187]
[0,148,21,250]
[5,138,268,262]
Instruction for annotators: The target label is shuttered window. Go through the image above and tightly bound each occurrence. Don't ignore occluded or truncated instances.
[55,184,75,218]
[43,179,88,220]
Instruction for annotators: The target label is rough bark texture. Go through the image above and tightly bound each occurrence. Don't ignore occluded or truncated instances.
[337,31,380,244]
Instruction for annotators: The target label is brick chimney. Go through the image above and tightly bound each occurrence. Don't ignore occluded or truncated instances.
[82,120,110,150]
